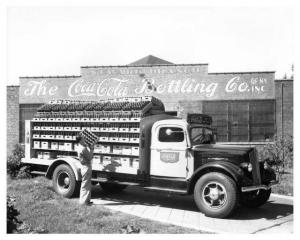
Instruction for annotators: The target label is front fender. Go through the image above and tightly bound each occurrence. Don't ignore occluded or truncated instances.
[46,157,82,181]
[188,161,245,194]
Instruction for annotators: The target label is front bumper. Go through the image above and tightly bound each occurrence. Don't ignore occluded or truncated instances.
[241,180,279,192]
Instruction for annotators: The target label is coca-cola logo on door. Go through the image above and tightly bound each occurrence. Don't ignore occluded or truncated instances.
[160,152,180,163]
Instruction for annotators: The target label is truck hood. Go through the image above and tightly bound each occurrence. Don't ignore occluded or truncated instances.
[192,144,254,167]
[192,144,253,156]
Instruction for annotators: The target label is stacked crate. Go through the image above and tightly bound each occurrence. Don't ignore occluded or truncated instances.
[30,96,165,173]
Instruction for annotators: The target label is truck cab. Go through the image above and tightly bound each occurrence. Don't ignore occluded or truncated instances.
[21,97,278,218]
[150,119,213,178]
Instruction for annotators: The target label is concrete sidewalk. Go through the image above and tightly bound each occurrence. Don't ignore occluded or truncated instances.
[91,186,293,234]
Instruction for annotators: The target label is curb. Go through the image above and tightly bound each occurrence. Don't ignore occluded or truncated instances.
[271,193,293,200]
[109,205,219,234]
[93,197,293,234]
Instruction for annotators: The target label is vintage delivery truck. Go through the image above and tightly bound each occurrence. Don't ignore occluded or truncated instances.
[21,96,278,218]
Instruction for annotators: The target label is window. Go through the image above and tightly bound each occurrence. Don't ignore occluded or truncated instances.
[203,100,275,142]
[190,127,213,144]
[158,127,184,142]
[19,104,43,143]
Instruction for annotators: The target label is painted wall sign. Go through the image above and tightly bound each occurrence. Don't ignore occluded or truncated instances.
[160,152,180,163]
[19,65,275,108]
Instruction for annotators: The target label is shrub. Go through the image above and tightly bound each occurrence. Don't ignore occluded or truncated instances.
[260,135,293,174]
[16,166,32,179]
[7,196,21,233]
[7,144,28,178]
[7,195,48,234]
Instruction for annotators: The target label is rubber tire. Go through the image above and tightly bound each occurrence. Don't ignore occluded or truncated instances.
[52,164,80,198]
[100,182,127,194]
[194,172,238,218]
[240,189,271,208]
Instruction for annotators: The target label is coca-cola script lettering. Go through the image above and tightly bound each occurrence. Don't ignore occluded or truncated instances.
[68,78,129,97]
[20,69,274,104]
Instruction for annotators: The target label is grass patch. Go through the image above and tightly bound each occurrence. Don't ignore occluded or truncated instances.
[271,169,293,196]
[7,176,210,234]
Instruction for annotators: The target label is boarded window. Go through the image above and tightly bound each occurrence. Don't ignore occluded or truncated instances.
[203,100,275,142]
[19,104,43,143]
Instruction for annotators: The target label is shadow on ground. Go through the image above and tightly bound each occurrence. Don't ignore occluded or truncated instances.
[91,185,293,221]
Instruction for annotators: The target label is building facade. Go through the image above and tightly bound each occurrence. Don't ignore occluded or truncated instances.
[7,56,293,153]
[7,86,20,154]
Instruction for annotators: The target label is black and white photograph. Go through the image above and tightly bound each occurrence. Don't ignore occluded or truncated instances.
[3,0,296,236]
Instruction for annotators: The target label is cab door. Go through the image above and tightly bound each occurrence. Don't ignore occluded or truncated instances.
[150,123,188,178]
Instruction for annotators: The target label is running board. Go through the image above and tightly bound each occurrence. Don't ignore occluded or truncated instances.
[143,186,187,194]
[149,176,188,191]
[91,178,140,186]
[31,171,46,176]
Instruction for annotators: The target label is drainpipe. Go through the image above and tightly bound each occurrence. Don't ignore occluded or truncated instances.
[281,82,285,166]
[281,82,284,138]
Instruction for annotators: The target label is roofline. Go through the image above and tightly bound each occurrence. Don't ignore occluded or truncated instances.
[81,63,209,68]
[18,69,280,78]
[275,79,294,81]
[208,71,275,75]
[19,75,81,79]
[7,85,20,87]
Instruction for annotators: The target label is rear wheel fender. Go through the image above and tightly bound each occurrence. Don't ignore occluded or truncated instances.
[46,158,82,181]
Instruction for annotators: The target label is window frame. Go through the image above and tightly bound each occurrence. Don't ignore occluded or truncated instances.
[158,126,185,143]
[19,104,43,143]
[203,100,276,142]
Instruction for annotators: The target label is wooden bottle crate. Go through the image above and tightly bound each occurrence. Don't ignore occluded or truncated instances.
[119,128,129,132]
[34,141,40,148]
[51,142,59,150]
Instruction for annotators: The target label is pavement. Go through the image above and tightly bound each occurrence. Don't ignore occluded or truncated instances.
[91,186,293,234]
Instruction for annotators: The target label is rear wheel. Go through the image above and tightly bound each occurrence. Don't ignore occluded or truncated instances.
[52,164,79,198]
[240,189,271,208]
[194,172,238,218]
[100,182,127,194]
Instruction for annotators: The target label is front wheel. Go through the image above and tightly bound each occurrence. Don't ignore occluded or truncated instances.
[52,164,79,198]
[240,189,271,208]
[194,172,238,218]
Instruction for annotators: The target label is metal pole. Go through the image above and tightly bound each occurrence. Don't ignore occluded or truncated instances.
[281,82,284,138]
[281,82,285,170]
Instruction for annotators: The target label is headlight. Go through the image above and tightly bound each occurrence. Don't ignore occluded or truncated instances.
[247,163,253,172]
[264,161,269,169]
[240,162,253,172]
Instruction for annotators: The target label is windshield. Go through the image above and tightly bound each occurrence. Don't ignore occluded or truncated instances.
[190,127,213,145]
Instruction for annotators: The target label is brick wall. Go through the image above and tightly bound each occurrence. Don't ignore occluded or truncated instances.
[7,86,20,155]
[177,100,204,119]
[275,80,293,138]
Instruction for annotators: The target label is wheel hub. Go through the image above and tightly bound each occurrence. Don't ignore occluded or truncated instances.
[202,182,227,209]
[64,177,70,186]
[57,172,70,191]
[209,188,220,200]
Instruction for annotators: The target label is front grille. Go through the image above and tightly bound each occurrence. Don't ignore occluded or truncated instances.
[259,162,266,182]
[249,149,261,185]
[259,162,277,184]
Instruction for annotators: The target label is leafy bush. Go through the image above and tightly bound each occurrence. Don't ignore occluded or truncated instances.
[7,144,31,178]
[16,166,32,179]
[7,195,48,234]
[7,196,21,233]
[260,135,293,174]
